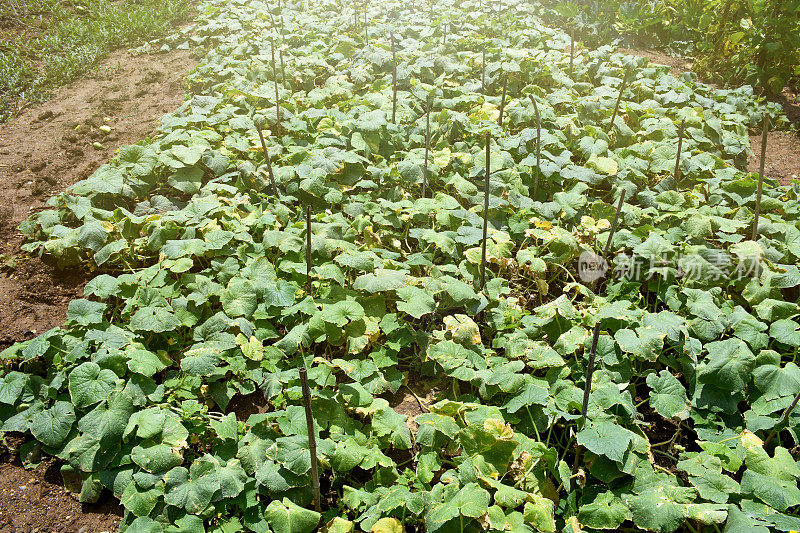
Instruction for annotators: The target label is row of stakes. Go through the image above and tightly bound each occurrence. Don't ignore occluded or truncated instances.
[250,26,789,512]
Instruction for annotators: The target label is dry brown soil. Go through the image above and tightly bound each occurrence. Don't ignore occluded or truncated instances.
[0,47,198,532]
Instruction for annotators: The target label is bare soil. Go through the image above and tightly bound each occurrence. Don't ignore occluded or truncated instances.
[0,46,198,532]
[0,455,123,533]
[621,47,800,186]
[0,48,198,352]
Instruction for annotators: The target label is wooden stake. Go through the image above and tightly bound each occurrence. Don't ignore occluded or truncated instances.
[572,322,601,475]
[279,15,287,85]
[581,323,602,420]
[279,47,287,87]
[391,34,398,123]
[423,93,431,198]
[569,29,574,76]
[673,118,685,190]
[498,72,507,127]
[608,68,629,136]
[752,114,769,241]
[299,367,322,513]
[306,205,312,296]
[271,38,281,137]
[765,388,800,447]
[480,131,490,290]
[481,47,486,95]
[529,94,541,198]
[603,190,626,259]
[254,122,279,198]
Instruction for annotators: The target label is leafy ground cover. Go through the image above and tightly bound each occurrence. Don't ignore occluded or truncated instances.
[0,0,194,122]
[2,0,800,532]
[535,0,800,95]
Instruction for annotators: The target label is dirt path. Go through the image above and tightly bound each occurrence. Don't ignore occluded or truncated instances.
[0,48,198,352]
[0,47,198,533]
[620,48,800,186]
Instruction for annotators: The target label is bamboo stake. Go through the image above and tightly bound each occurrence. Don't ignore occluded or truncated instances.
[752,114,770,241]
[581,323,602,420]
[423,93,431,198]
[673,118,685,190]
[529,94,541,198]
[603,190,626,258]
[765,389,800,447]
[481,47,486,95]
[498,72,507,127]
[608,68,629,135]
[254,120,279,198]
[306,205,312,296]
[569,29,575,76]
[391,34,398,123]
[480,131,490,290]
[572,323,601,475]
[271,38,281,137]
[279,15,287,85]
[299,367,322,513]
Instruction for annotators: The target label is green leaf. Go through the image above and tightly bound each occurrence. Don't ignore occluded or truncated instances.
[130,306,181,333]
[395,286,436,319]
[615,327,666,361]
[353,269,407,293]
[30,401,75,448]
[68,362,117,409]
[0,372,27,404]
[66,299,106,326]
[741,470,800,512]
[647,370,690,420]
[322,300,365,326]
[428,483,491,523]
[127,349,172,377]
[578,491,627,529]
[169,166,204,194]
[577,419,632,463]
[163,457,220,514]
[371,402,412,449]
[699,339,756,391]
[265,497,320,533]
[221,279,258,318]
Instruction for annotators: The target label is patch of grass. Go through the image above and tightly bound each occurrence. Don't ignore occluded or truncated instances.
[0,0,194,122]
